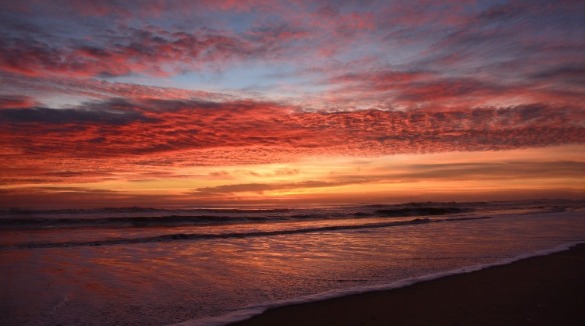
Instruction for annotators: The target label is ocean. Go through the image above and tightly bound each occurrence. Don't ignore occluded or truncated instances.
[1,200,584,326]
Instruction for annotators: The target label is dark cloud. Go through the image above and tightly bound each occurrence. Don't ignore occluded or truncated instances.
[329,70,432,92]
[0,20,306,77]
[0,94,36,109]
[401,161,585,180]
[190,160,585,196]
[474,3,523,22]
[0,186,168,209]
[406,0,585,91]
[0,105,155,125]
[530,65,585,85]
[192,180,357,195]
[394,78,504,102]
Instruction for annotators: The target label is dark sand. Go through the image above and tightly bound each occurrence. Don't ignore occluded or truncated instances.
[232,244,585,326]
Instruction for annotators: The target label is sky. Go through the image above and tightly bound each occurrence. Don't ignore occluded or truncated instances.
[0,0,584,208]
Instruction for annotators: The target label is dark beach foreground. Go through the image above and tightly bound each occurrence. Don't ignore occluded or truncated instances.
[231,243,585,326]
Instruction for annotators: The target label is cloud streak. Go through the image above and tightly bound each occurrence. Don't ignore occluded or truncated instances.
[190,161,585,197]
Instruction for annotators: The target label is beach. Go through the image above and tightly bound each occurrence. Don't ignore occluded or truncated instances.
[232,243,585,326]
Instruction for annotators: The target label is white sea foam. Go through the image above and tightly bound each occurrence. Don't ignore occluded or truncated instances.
[170,241,584,326]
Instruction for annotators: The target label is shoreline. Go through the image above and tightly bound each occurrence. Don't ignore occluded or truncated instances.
[225,243,585,326]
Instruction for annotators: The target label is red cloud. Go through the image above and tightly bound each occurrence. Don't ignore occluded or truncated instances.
[1,98,583,185]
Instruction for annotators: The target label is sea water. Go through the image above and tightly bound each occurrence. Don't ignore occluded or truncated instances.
[0,200,583,325]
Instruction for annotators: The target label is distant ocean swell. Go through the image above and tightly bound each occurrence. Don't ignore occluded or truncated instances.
[0,215,491,250]
[0,206,467,229]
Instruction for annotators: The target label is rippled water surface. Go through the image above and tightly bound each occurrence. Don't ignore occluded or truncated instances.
[0,201,583,325]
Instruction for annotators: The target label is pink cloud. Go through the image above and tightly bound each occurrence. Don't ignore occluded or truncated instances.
[1,98,583,185]
[322,69,585,111]
[0,24,309,78]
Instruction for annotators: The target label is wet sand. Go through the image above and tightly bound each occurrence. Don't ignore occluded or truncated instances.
[232,243,585,326]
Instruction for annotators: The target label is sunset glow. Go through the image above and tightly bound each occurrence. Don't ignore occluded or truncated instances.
[1,0,584,208]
